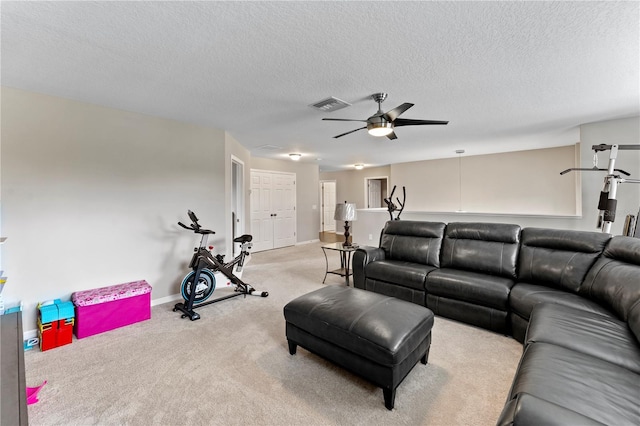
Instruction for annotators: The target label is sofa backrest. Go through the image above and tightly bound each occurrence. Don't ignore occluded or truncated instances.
[440,222,521,279]
[581,236,640,341]
[379,220,446,267]
[518,228,611,293]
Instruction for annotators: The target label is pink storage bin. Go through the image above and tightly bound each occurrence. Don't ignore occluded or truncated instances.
[72,280,151,339]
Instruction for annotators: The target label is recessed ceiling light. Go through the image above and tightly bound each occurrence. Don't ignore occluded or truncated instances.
[289,153,302,161]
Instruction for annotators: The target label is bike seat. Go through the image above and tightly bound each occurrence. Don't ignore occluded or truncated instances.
[233,234,253,243]
[195,228,215,235]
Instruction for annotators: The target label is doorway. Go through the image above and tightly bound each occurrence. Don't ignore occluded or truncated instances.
[320,181,336,232]
[231,157,245,256]
[365,176,389,208]
[319,180,338,242]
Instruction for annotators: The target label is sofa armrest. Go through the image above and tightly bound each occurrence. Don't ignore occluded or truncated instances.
[352,246,385,289]
[497,393,605,426]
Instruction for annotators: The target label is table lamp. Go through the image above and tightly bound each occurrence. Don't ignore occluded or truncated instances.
[334,201,357,247]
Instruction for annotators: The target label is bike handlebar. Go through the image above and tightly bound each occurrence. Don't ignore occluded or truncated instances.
[188,210,199,225]
[178,212,215,234]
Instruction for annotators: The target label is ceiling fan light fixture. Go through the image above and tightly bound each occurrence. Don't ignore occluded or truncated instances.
[367,119,393,137]
[289,153,302,161]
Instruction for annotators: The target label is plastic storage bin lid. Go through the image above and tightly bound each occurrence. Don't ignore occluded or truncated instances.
[72,280,151,307]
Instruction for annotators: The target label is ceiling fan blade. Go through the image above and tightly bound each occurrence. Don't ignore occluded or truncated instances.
[383,103,414,121]
[322,118,367,122]
[393,118,449,127]
[386,131,398,140]
[333,127,367,139]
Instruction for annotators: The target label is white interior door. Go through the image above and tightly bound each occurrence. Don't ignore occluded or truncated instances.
[251,171,274,252]
[250,170,296,252]
[273,173,296,248]
[368,179,382,208]
[321,181,336,232]
[365,176,389,208]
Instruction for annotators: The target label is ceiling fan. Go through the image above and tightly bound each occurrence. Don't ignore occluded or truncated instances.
[322,93,448,140]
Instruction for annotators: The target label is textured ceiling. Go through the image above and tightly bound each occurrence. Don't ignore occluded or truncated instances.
[1,1,638,171]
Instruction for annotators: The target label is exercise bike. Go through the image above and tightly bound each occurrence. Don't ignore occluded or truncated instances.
[173,210,268,321]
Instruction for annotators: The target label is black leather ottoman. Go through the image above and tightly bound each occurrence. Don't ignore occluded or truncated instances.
[283,285,434,410]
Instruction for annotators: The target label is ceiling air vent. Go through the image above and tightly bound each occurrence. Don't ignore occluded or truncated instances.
[309,96,351,112]
[255,144,283,151]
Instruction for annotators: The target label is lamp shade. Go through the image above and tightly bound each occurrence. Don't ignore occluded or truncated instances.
[334,203,357,221]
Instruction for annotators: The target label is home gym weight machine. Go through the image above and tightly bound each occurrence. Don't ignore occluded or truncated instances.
[561,144,640,234]
[173,210,268,321]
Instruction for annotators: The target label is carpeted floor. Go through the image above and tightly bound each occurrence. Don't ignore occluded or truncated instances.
[25,242,522,425]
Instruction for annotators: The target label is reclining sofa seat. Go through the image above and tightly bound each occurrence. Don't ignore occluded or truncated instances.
[352,220,446,305]
[498,236,640,425]
[509,227,612,342]
[425,222,521,334]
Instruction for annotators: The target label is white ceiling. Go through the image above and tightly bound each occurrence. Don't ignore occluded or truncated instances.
[1,1,638,171]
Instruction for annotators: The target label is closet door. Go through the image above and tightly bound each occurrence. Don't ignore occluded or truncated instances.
[250,170,296,252]
[272,172,296,249]
[250,171,274,252]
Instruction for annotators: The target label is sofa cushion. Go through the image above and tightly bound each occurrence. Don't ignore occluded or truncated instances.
[440,222,521,279]
[365,260,436,291]
[497,393,607,426]
[509,282,610,320]
[526,303,640,374]
[508,342,640,425]
[580,237,640,341]
[426,268,514,310]
[518,228,610,293]
[379,220,445,266]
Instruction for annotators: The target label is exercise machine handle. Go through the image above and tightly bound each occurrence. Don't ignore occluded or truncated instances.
[178,212,215,235]
[188,210,199,223]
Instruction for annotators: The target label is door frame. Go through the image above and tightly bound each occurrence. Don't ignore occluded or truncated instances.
[231,155,245,256]
[319,180,337,232]
[364,176,389,209]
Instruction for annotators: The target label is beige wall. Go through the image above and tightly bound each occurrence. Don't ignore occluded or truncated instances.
[391,145,579,215]
[320,166,391,235]
[249,157,320,243]
[1,87,228,331]
[320,166,391,210]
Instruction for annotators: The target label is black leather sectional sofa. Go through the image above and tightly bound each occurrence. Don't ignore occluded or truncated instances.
[353,220,640,425]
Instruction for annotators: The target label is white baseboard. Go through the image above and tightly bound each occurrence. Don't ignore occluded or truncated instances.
[151,294,183,307]
[23,294,185,340]
[296,239,320,245]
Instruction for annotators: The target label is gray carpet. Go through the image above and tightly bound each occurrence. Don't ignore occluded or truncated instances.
[25,242,522,425]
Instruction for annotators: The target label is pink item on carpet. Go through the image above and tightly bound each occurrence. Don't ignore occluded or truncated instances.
[27,380,47,405]
[72,280,151,339]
